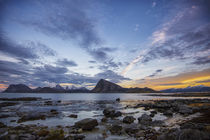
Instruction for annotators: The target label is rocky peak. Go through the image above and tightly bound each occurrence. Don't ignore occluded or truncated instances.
[3,84,32,93]
[91,79,123,93]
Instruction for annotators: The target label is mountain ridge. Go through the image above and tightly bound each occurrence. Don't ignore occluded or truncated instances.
[161,85,210,93]
[2,79,159,93]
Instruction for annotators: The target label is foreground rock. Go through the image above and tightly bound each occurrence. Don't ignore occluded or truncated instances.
[123,116,135,124]
[157,128,210,140]
[74,118,98,130]
[18,113,46,123]
[103,108,122,118]
[138,114,152,124]
[109,124,122,135]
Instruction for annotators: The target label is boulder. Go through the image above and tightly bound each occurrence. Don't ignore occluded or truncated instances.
[74,118,98,130]
[69,114,78,118]
[178,105,193,114]
[103,108,122,118]
[124,124,139,135]
[116,98,120,102]
[114,111,122,117]
[123,116,135,124]
[138,114,152,124]
[103,108,115,117]
[163,110,173,116]
[109,124,122,135]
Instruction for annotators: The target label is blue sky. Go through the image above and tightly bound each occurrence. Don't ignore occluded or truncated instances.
[0,0,210,90]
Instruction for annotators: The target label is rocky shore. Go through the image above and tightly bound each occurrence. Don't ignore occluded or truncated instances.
[0,97,210,140]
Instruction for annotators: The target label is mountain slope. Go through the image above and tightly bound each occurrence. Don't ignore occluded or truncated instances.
[91,79,158,93]
[3,84,33,93]
[161,85,210,93]
[91,79,124,93]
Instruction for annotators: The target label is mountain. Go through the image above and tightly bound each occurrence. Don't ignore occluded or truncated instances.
[161,85,210,93]
[3,84,90,93]
[3,84,33,93]
[91,79,124,93]
[3,79,158,93]
[54,84,64,90]
[91,79,158,93]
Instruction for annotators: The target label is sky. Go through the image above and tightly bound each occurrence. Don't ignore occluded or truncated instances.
[0,0,210,91]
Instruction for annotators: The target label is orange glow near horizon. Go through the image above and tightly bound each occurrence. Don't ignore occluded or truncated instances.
[119,68,210,90]
[1,69,210,91]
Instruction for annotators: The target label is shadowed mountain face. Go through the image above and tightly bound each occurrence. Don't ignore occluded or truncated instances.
[3,84,33,93]
[91,79,124,93]
[91,79,158,93]
[3,79,158,93]
[161,85,210,93]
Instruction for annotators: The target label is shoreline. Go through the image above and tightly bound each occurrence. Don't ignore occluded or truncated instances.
[0,96,210,140]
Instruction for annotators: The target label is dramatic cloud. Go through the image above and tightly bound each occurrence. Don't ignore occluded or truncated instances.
[0,33,56,62]
[192,56,210,65]
[56,58,77,67]
[142,24,210,63]
[148,69,163,78]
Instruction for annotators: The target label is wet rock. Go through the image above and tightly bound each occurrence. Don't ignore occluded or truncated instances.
[124,124,139,135]
[0,114,11,118]
[0,122,6,128]
[150,113,155,117]
[109,124,122,135]
[19,134,36,140]
[123,116,135,124]
[0,102,18,108]
[103,108,122,118]
[180,123,205,130]
[114,111,122,117]
[0,97,41,101]
[139,124,149,130]
[151,110,157,114]
[37,129,49,137]
[74,118,98,130]
[178,105,193,114]
[138,114,152,124]
[103,108,115,117]
[151,120,165,126]
[50,109,59,115]
[65,134,85,140]
[135,130,145,138]
[116,98,120,102]
[101,117,107,122]
[18,113,46,123]
[45,129,64,140]
[69,128,83,134]
[163,110,173,116]
[69,114,78,118]
[44,101,53,106]
[157,128,210,140]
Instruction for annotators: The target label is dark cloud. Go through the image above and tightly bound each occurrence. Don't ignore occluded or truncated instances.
[192,56,210,65]
[0,32,56,61]
[148,69,163,78]
[196,80,210,83]
[56,58,77,67]
[158,83,183,86]
[0,59,128,87]
[88,60,97,64]
[0,35,38,59]
[142,24,210,64]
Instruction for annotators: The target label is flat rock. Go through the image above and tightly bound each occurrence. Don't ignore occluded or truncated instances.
[74,118,98,130]
[123,116,135,124]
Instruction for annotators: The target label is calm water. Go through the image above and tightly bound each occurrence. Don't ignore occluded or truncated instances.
[0,93,209,101]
